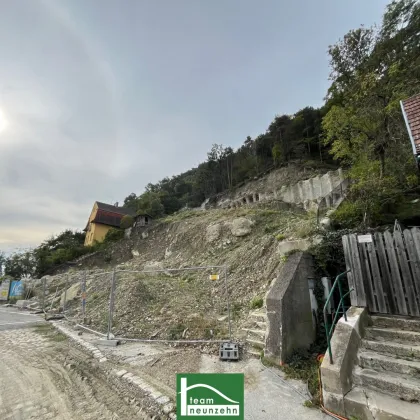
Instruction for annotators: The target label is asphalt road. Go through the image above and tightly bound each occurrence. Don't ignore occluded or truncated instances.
[0,306,45,331]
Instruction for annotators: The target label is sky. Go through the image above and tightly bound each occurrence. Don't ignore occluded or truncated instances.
[0,0,390,253]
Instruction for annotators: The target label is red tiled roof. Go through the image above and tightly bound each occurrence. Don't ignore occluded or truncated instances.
[402,94,420,154]
[92,209,125,228]
[96,201,135,216]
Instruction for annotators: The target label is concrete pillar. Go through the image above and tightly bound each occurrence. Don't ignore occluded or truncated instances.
[312,176,322,200]
[324,194,332,208]
[304,179,312,201]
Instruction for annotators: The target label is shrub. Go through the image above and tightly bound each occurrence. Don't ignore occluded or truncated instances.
[120,215,134,229]
[275,233,286,241]
[250,296,263,309]
[168,324,186,340]
[330,201,363,229]
[103,228,124,243]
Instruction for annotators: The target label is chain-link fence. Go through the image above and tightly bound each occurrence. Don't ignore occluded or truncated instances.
[37,265,232,343]
[108,266,232,343]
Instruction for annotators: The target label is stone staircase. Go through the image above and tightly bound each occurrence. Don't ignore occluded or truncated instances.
[242,309,267,358]
[345,315,420,420]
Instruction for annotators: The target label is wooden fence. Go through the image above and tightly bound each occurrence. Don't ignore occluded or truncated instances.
[342,229,420,317]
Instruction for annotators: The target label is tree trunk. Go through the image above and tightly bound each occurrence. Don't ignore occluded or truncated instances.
[379,148,385,179]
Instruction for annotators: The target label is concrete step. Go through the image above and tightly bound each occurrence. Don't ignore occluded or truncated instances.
[248,309,267,323]
[353,367,420,403]
[344,386,420,420]
[359,351,420,379]
[247,348,262,358]
[245,338,265,350]
[366,327,420,345]
[371,315,420,333]
[255,321,267,329]
[242,328,265,341]
[362,339,420,360]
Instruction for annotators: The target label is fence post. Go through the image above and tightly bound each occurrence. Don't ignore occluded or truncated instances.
[224,266,232,341]
[107,268,117,340]
[81,271,87,322]
[42,277,46,312]
[63,274,68,313]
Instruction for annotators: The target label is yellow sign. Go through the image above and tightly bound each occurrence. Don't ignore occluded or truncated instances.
[209,274,219,281]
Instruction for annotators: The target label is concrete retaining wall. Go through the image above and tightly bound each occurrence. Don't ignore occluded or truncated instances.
[265,252,315,364]
[321,307,370,416]
[219,168,347,211]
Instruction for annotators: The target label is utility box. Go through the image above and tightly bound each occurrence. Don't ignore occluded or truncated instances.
[219,342,239,361]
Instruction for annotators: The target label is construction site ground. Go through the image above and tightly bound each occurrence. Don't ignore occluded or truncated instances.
[0,306,328,419]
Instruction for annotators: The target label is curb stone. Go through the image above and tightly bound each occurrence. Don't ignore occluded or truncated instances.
[50,321,177,419]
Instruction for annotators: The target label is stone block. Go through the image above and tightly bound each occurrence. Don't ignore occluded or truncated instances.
[94,339,120,347]
[265,252,315,364]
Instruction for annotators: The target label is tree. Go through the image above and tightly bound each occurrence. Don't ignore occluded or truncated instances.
[120,215,134,229]
[4,251,35,278]
[123,193,139,212]
[0,251,6,275]
[135,191,165,218]
[323,0,420,225]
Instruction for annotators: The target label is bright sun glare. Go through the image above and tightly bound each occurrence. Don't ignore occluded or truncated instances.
[0,109,8,133]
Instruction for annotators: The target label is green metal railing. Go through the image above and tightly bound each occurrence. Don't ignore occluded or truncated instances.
[323,270,353,364]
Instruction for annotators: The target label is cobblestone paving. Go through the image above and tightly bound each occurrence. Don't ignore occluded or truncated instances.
[0,326,139,420]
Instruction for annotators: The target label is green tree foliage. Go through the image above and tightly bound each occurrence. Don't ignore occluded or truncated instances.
[3,230,88,278]
[120,215,134,229]
[4,251,35,279]
[122,109,328,217]
[323,0,420,226]
[103,228,124,243]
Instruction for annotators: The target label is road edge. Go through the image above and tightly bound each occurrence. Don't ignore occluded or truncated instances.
[50,321,177,420]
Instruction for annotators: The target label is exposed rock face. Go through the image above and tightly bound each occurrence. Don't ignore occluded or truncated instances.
[60,282,82,306]
[165,247,173,258]
[206,223,222,242]
[207,167,348,212]
[228,217,254,237]
[143,261,165,271]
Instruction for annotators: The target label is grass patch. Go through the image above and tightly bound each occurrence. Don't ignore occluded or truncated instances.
[250,296,263,309]
[161,210,202,223]
[167,323,187,340]
[231,302,242,320]
[275,233,286,241]
[32,324,68,342]
[281,349,321,405]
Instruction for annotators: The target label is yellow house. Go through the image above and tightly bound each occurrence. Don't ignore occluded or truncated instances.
[83,201,135,246]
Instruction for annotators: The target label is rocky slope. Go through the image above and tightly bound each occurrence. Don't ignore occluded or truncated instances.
[37,202,319,342]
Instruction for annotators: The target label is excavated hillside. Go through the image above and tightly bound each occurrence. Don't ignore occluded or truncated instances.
[38,203,319,342]
[34,164,345,342]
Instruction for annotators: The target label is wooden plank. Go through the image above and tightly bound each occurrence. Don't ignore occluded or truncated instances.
[403,229,420,310]
[342,235,358,306]
[367,239,387,313]
[348,234,366,307]
[383,231,408,315]
[410,228,420,299]
[395,230,419,316]
[375,233,396,314]
[359,241,377,312]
